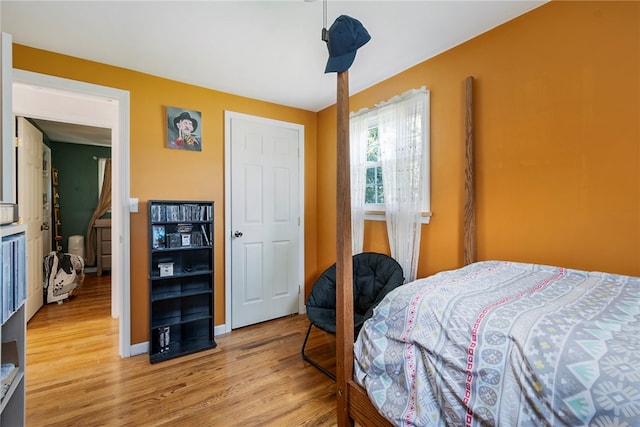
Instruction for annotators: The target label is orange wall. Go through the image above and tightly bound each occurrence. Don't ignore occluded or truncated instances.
[13,1,640,346]
[317,1,639,279]
[12,46,319,344]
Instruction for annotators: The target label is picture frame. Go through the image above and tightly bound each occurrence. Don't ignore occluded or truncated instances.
[166,106,202,151]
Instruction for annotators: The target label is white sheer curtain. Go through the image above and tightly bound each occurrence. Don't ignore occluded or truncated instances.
[349,109,369,254]
[378,88,428,282]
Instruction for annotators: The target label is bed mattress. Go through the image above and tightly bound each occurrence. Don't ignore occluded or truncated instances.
[354,261,640,426]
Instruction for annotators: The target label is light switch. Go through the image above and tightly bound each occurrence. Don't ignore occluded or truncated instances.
[129,197,139,213]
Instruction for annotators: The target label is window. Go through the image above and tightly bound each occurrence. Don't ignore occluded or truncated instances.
[350,87,430,280]
[365,126,384,208]
[352,88,431,224]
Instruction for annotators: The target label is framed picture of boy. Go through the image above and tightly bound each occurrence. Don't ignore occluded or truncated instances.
[166,107,202,151]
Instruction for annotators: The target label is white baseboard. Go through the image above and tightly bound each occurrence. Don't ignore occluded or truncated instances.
[129,341,148,357]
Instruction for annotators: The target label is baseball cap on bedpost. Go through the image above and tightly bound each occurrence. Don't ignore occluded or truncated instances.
[325,15,371,73]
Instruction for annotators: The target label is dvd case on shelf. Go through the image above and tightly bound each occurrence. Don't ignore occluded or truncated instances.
[152,225,166,249]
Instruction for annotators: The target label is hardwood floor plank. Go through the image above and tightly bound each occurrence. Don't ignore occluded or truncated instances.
[27,274,339,426]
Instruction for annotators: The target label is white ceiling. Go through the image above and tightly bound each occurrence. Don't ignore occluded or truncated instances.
[30,118,112,146]
[2,0,546,144]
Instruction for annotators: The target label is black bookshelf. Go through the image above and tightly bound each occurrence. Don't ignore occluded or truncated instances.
[148,200,216,363]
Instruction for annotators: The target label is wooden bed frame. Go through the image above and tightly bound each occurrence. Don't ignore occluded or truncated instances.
[334,75,476,426]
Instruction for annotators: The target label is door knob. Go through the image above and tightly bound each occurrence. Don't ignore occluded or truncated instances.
[234,231,243,237]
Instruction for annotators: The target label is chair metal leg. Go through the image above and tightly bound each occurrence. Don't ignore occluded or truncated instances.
[301,323,336,381]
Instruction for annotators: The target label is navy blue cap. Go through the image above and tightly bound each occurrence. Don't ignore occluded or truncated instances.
[325,15,371,73]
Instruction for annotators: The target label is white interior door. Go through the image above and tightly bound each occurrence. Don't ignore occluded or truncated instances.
[229,113,303,329]
[42,144,52,254]
[17,116,44,321]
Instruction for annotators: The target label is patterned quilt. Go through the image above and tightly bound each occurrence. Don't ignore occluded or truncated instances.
[354,261,640,426]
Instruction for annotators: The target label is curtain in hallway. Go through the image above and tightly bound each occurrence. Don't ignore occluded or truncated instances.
[85,158,111,265]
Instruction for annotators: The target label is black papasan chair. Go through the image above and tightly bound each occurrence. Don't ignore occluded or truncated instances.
[301,252,404,380]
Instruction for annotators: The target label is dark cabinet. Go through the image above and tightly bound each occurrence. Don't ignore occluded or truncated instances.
[94,218,111,276]
[148,200,216,363]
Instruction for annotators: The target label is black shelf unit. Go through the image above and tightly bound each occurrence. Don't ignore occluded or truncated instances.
[148,200,216,363]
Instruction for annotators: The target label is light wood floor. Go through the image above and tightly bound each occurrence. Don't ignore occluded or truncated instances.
[26,274,338,426]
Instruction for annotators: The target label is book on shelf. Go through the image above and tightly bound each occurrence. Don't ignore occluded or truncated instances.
[156,327,170,353]
[153,203,211,223]
[152,225,166,249]
[1,233,26,323]
[176,224,193,233]
[1,340,20,400]
[150,204,169,222]
[150,204,160,222]
[200,224,210,245]
[189,231,203,246]
[17,234,26,305]
[157,327,164,351]
[0,363,17,400]
[2,240,11,323]
[167,233,181,248]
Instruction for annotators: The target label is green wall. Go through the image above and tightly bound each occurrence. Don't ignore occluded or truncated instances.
[50,141,111,259]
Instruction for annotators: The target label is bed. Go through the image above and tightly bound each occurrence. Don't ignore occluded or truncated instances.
[354,260,640,425]
[332,76,639,426]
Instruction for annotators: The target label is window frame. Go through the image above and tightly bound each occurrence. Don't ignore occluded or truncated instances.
[360,101,431,224]
[364,118,385,212]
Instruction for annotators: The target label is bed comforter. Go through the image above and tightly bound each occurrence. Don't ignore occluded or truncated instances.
[354,261,640,426]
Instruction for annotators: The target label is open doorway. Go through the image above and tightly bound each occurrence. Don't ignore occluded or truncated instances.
[29,119,112,275]
[12,69,132,357]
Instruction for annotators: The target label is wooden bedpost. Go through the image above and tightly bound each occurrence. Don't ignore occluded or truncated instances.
[335,69,355,427]
[464,76,477,265]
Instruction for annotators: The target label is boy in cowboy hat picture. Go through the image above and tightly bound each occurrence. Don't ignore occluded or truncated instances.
[167,108,202,151]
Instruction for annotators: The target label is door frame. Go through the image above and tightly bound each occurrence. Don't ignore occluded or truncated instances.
[12,69,132,358]
[223,111,305,333]
[42,143,52,255]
